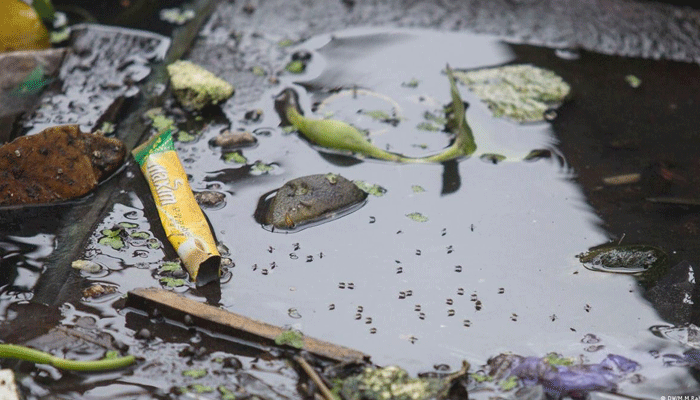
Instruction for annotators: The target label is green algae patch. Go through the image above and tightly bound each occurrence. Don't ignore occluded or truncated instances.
[145,108,176,134]
[160,277,186,288]
[98,228,125,250]
[411,185,425,193]
[219,386,237,400]
[167,60,234,110]
[274,330,304,349]
[402,78,420,88]
[416,121,441,132]
[190,384,214,393]
[159,261,182,273]
[406,212,428,222]
[454,64,570,123]
[354,180,387,197]
[223,151,247,164]
[182,369,207,379]
[543,353,574,366]
[251,162,276,174]
[625,74,642,88]
[338,366,447,400]
[285,60,305,74]
[499,375,519,391]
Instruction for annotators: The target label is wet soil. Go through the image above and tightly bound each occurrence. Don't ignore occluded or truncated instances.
[3,0,700,398]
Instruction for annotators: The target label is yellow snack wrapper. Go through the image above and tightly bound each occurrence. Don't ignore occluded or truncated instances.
[132,130,220,286]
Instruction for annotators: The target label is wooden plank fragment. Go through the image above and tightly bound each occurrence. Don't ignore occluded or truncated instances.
[127,287,369,363]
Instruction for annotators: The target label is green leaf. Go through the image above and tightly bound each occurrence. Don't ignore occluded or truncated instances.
[406,212,428,222]
[223,151,247,164]
[411,185,425,193]
[354,180,387,197]
[160,277,186,287]
[182,369,207,379]
[98,236,125,250]
[499,375,518,391]
[159,261,182,272]
[285,60,305,74]
[274,330,304,349]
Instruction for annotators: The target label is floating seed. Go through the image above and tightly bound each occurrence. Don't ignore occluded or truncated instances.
[447,245,453,254]
[414,305,421,311]
[293,243,300,251]
[369,216,376,223]
[415,249,421,255]
[446,298,453,305]
[347,282,355,290]
[470,224,474,232]
[463,320,471,327]
[570,328,577,332]
[457,288,464,295]
[370,328,377,334]
[270,261,276,269]
[396,267,403,274]
[399,292,406,299]
[470,293,478,301]
[357,306,363,313]
[406,290,413,296]
[267,246,274,253]
[319,252,324,258]
[498,288,505,294]
[262,269,268,275]
[475,301,482,311]
[550,314,558,321]
[409,336,418,344]
[365,317,372,324]
[441,228,446,236]
[355,313,362,320]
[454,265,462,272]
[511,313,518,321]
[584,304,591,312]
[328,304,335,310]
[339,282,346,289]
[419,313,426,320]
[289,253,298,259]
[447,309,455,316]
[252,263,258,271]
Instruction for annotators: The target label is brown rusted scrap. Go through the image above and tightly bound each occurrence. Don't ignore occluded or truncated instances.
[0,125,126,205]
[127,287,369,363]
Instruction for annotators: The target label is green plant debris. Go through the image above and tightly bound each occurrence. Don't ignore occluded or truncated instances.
[285,60,305,74]
[145,108,176,133]
[182,369,207,379]
[99,122,115,134]
[625,74,642,88]
[190,384,214,393]
[354,180,387,197]
[0,343,134,371]
[98,228,125,250]
[160,277,186,288]
[411,185,425,193]
[129,231,149,239]
[71,260,101,273]
[402,78,420,88]
[543,353,574,366]
[338,366,447,400]
[453,64,570,123]
[147,238,161,249]
[406,212,428,222]
[251,162,275,174]
[219,386,237,400]
[167,60,234,110]
[281,125,298,134]
[470,373,492,383]
[416,122,441,131]
[159,8,195,25]
[278,39,294,47]
[176,131,197,143]
[159,261,182,273]
[251,66,266,76]
[499,375,518,391]
[223,151,247,164]
[361,110,392,121]
[423,111,447,125]
[274,330,304,349]
[118,222,138,229]
[104,350,119,359]
[325,173,339,184]
[49,27,70,44]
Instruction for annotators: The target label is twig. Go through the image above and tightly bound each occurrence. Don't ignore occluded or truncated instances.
[294,355,336,400]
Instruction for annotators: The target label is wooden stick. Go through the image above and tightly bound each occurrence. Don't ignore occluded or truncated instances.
[126,287,369,363]
[294,355,336,400]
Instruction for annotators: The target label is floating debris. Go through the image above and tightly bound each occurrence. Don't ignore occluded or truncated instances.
[222,151,247,164]
[82,283,117,299]
[194,191,226,208]
[454,64,570,123]
[262,174,367,230]
[625,74,642,88]
[402,78,420,88]
[578,244,668,278]
[71,260,102,274]
[406,212,429,222]
[212,130,256,148]
[354,180,387,197]
[602,173,641,185]
[159,8,195,25]
[167,60,234,110]
[274,330,305,349]
[412,185,425,193]
[0,125,126,206]
[285,60,305,74]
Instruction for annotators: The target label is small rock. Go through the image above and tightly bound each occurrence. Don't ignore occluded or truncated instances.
[212,130,256,148]
[82,283,117,299]
[194,191,226,208]
[167,60,234,110]
[263,174,367,230]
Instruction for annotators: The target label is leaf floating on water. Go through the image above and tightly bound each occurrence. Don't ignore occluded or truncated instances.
[251,162,276,174]
[160,277,187,287]
[625,74,642,88]
[453,64,570,123]
[223,151,247,164]
[411,185,425,193]
[71,260,102,273]
[182,369,207,379]
[159,261,182,273]
[274,330,305,349]
[285,60,305,74]
[401,78,420,88]
[416,121,442,132]
[354,180,387,197]
[406,212,429,222]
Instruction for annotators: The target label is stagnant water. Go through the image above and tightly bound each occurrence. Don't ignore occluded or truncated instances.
[2,28,700,398]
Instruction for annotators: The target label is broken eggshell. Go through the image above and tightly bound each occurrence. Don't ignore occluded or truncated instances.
[256,173,368,232]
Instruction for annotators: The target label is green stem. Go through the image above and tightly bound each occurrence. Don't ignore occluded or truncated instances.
[0,344,135,371]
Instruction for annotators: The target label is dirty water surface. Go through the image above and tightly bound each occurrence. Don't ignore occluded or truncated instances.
[2,27,700,398]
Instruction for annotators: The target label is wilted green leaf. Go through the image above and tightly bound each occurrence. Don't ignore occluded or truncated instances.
[274,330,304,349]
[354,180,387,197]
[406,212,428,222]
[182,369,207,379]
